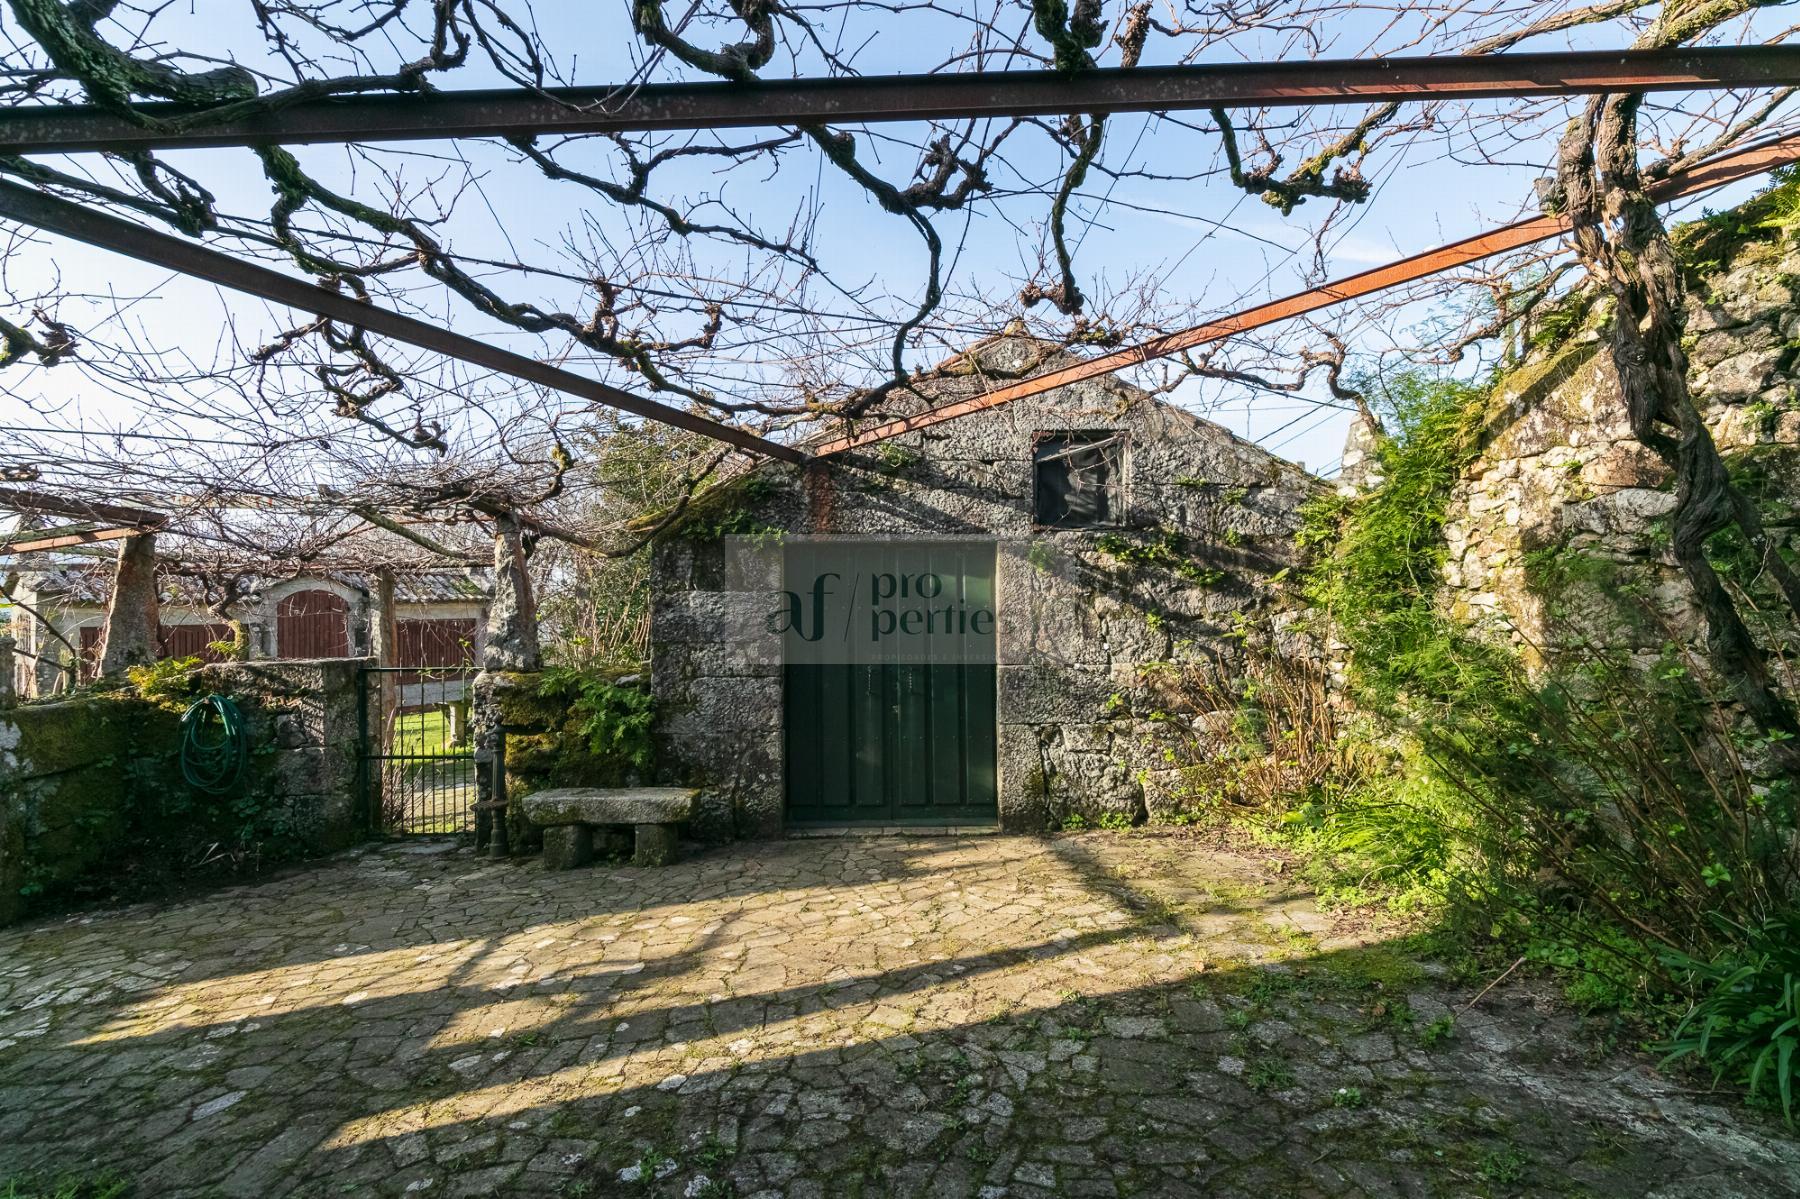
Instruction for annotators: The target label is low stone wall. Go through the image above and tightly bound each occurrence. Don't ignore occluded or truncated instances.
[0,657,372,926]
[470,670,677,852]
[195,658,372,850]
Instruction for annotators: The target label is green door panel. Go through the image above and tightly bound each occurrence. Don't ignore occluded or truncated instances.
[783,541,997,825]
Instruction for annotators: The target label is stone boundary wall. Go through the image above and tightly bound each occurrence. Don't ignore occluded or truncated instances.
[1440,234,1800,667]
[0,657,372,925]
[196,658,373,849]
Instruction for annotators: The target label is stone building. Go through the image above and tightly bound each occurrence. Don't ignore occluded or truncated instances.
[8,566,489,698]
[651,337,1320,838]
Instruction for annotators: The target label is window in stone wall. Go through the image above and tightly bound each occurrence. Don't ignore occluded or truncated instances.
[1033,431,1126,528]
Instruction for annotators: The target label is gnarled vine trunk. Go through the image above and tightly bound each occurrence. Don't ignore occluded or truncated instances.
[1557,94,1800,752]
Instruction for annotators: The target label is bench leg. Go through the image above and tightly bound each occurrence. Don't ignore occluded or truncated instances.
[632,823,679,867]
[542,825,594,870]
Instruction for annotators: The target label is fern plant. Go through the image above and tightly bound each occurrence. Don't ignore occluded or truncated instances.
[538,667,656,775]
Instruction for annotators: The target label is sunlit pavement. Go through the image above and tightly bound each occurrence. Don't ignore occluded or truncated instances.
[1,833,1795,1197]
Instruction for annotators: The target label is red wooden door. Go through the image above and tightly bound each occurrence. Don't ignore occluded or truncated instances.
[397,618,477,668]
[277,589,352,658]
[159,622,233,662]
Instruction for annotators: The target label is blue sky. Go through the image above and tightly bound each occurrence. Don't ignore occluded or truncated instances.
[1,2,1793,501]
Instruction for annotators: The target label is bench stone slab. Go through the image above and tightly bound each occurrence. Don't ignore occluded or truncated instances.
[523,787,698,827]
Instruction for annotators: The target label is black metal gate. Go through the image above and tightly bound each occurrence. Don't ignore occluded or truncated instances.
[362,664,478,834]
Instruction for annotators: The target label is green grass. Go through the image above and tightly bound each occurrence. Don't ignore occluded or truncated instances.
[390,707,462,756]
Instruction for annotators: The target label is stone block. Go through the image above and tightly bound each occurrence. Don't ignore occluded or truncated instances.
[542,824,594,870]
[1703,346,1784,403]
[632,823,679,867]
[688,789,735,844]
[998,662,1143,724]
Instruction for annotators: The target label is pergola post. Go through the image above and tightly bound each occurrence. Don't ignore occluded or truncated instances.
[96,532,160,679]
[474,513,539,854]
[367,567,400,828]
[483,512,540,672]
[0,634,16,709]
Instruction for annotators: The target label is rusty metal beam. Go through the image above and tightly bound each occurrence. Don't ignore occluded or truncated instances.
[0,526,140,554]
[0,181,805,465]
[814,132,1800,457]
[0,485,167,528]
[1,48,1796,154]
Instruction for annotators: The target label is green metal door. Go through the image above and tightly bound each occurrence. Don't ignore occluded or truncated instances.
[783,541,997,825]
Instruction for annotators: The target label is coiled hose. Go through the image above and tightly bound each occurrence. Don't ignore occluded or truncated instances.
[180,693,248,794]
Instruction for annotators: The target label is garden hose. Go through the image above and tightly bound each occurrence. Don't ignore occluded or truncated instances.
[181,693,248,795]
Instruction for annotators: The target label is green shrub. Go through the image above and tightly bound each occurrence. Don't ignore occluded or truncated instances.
[1280,763,1467,910]
[1661,914,1800,1123]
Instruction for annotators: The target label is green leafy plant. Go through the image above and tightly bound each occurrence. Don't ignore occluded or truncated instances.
[1094,526,1223,586]
[538,668,656,774]
[1661,914,1800,1123]
[1418,1015,1456,1047]
[1245,1056,1295,1092]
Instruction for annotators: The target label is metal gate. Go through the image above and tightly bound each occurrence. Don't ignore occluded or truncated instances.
[362,664,478,834]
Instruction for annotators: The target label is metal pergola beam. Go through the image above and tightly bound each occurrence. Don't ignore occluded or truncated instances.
[812,132,1800,457]
[1,48,1796,154]
[0,181,805,465]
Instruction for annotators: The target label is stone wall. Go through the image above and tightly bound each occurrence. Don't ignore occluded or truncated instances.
[1439,229,1800,669]
[195,658,373,849]
[652,338,1320,834]
[0,658,373,925]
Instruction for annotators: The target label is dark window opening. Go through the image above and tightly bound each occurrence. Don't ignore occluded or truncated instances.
[1033,431,1125,528]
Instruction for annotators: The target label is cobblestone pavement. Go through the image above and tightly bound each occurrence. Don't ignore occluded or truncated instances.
[2,833,1797,1198]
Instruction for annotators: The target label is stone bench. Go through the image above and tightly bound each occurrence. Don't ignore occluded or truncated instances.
[522,787,698,868]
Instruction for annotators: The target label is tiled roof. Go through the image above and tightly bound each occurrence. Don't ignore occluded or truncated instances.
[22,567,491,609]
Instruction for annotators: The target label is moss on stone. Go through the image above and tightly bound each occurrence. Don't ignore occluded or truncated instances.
[489,677,569,730]
[1318,942,1425,993]
[503,732,561,777]
[655,464,789,542]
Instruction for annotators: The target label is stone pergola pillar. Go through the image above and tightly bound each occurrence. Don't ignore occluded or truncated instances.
[368,566,399,719]
[474,512,540,855]
[482,512,540,672]
[0,634,16,708]
[97,532,159,679]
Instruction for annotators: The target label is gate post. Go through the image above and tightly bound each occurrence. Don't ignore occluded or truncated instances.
[369,566,399,748]
[473,512,540,853]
